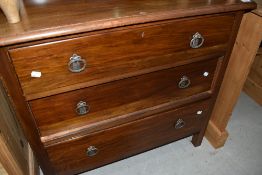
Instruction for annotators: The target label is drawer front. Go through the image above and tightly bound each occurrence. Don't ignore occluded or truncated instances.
[10,14,234,99]
[30,57,220,139]
[47,99,211,175]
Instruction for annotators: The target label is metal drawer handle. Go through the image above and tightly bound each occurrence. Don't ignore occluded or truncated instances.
[68,54,87,73]
[178,76,191,89]
[190,32,204,49]
[76,101,90,116]
[86,146,98,157]
[175,119,186,129]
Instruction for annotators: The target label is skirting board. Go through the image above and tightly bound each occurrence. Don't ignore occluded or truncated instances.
[205,120,229,148]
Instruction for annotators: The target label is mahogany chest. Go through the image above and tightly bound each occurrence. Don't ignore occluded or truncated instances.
[0,0,256,174]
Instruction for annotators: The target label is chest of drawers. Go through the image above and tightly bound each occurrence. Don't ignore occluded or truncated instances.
[0,0,256,174]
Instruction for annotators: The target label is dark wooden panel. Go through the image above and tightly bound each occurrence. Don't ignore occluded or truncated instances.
[47,99,211,175]
[0,49,55,174]
[0,0,256,46]
[10,14,234,99]
[30,57,220,142]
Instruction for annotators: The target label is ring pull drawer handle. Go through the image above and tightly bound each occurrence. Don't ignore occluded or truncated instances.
[175,119,186,129]
[190,32,204,49]
[68,54,87,73]
[76,101,90,116]
[86,146,98,157]
[178,76,191,89]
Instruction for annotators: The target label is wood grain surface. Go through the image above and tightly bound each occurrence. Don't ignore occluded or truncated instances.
[253,0,262,16]
[47,99,211,175]
[29,57,219,143]
[0,80,28,175]
[244,48,262,105]
[9,14,233,100]
[0,0,20,23]
[0,48,55,174]
[0,0,256,46]
[0,163,7,175]
[0,1,257,174]
[206,12,262,148]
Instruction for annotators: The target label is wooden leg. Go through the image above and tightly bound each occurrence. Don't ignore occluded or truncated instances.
[205,12,262,149]
[192,133,202,147]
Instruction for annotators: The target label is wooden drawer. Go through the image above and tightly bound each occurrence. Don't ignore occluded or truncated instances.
[47,99,211,175]
[30,57,221,142]
[9,14,234,100]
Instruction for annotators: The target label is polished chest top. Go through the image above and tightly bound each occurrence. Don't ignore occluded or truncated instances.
[0,0,256,175]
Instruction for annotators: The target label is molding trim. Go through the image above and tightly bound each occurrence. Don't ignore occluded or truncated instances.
[205,120,229,149]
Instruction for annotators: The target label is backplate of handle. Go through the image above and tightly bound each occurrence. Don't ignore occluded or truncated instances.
[175,119,185,129]
[76,101,90,116]
[178,76,191,89]
[68,54,87,73]
[86,146,98,157]
[190,32,204,49]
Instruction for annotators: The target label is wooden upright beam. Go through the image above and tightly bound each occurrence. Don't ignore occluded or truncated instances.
[205,12,262,148]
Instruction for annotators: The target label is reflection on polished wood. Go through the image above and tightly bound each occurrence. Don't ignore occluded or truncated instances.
[0,0,257,174]
[0,0,256,46]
